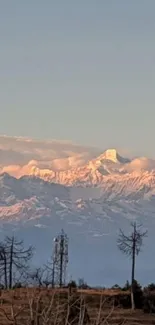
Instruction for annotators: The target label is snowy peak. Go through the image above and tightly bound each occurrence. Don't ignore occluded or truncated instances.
[96,149,130,164]
[86,149,131,176]
[102,149,119,163]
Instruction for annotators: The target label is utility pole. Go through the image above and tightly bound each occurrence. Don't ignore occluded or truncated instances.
[59,231,64,287]
[52,229,68,287]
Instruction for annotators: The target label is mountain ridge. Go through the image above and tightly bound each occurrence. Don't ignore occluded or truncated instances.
[22,149,155,186]
[0,145,155,284]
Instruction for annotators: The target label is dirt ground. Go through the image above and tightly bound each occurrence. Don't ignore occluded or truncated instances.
[0,288,154,324]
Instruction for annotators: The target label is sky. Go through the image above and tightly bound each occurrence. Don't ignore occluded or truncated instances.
[0,0,155,155]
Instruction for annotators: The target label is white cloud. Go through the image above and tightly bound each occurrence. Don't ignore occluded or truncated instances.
[0,135,100,177]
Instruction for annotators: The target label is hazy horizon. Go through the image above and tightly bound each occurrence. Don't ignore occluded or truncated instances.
[1,1,155,156]
[0,133,152,158]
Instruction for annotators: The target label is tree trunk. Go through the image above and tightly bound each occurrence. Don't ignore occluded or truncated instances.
[4,252,8,289]
[131,223,136,310]
[9,237,14,289]
[52,261,55,288]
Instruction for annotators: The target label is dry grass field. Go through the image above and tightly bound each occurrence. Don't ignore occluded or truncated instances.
[0,287,154,324]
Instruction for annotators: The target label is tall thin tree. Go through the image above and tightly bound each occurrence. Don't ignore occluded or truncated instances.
[117,222,147,310]
[0,244,8,288]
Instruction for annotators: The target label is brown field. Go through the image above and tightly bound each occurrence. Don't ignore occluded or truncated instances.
[0,287,154,324]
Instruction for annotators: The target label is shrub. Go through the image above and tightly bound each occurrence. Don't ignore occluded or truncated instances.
[13,282,23,289]
[112,284,121,290]
[144,283,155,293]
[114,293,131,308]
[114,280,143,309]
[133,280,143,309]
[68,280,77,288]
[122,280,130,291]
[78,278,89,289]
[143,294,155,313]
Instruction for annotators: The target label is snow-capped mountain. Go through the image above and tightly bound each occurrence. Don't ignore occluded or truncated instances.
[25,149,155,189]
[0,142,155,285]
[96,148,131,164]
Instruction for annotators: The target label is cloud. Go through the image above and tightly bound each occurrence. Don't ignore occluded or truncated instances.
[0,135,100,177]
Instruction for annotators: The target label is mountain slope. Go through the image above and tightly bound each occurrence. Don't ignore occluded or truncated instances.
[0,148,155,285]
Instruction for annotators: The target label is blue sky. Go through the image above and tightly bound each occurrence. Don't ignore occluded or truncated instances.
[0,1,155,155]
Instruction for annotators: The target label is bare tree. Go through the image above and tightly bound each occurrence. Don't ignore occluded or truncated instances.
[44,257,56,288]
[29,267,45,287]
[0,236,33,289]
[117,222,147,310]
[0,243,8,288]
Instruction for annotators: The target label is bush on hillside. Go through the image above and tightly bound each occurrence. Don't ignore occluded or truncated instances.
[132,280,143,309]
[13,282,23,289]
[114,280,143,309]
[143,294,155,313]
[68,280,77,288]
[78,278,89,289]
[144,283,155,293]
[112,284,121,290]
[114,293,131,308]
[122,280,130,291]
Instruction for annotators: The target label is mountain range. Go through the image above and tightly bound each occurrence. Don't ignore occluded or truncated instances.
[0,136,155,286]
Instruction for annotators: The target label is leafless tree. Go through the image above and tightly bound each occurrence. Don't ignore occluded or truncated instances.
[0,243,8,288]
[0,236,33,289]
[0,303,25,325]
[43,254,58,288]
[117,222,147,310]
[29,267,45,287]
